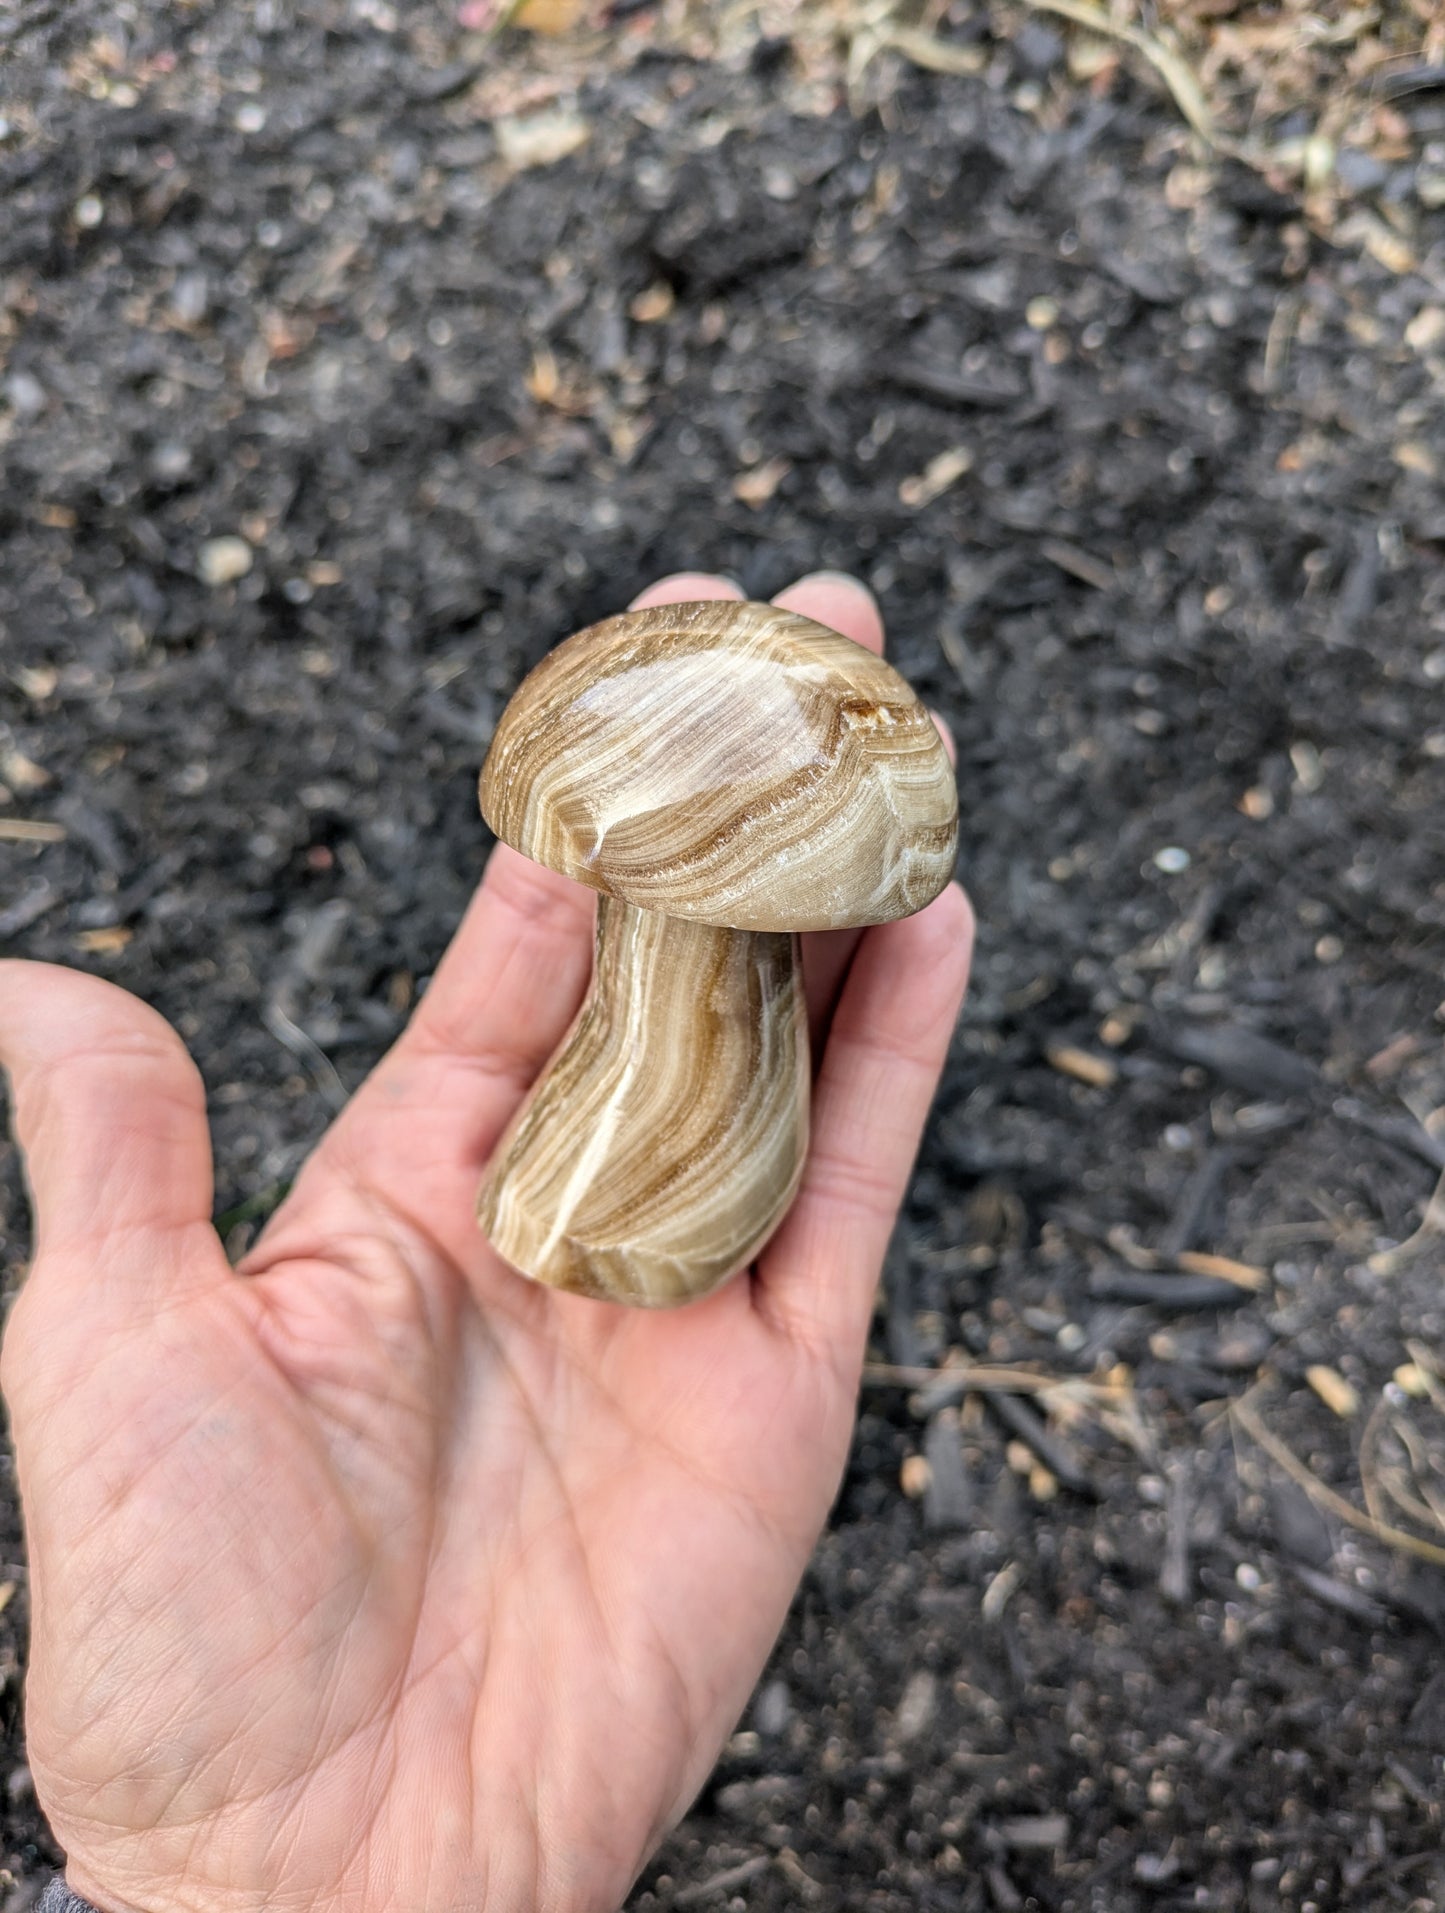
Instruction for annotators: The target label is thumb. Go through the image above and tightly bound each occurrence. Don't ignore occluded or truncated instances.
[0,961,224,1342]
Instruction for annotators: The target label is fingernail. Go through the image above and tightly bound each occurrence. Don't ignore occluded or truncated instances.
[790,569,875,599]
[629,571,745,608]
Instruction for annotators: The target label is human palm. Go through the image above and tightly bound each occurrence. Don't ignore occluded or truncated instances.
[0,575,973,1913]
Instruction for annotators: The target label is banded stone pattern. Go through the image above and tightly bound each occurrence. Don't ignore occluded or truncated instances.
[480,601,958,933]
[477,898,809,1305]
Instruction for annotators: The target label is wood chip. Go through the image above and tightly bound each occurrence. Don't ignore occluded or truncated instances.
[673,1855,770,1905]
[73,926,134,954]
[900,1453,931,1499]
[898,445,972,508]
[0,817,64,843]
[1306,1365,1360,1419]
[1177,1251,1266,1292]
[495,108,590,172]
[1393,1363,1430,1399]
[1040,537,1115,591]
[628,282,675,324]
[998,1813,1069,1851]
[732,457,791,507]
[1405,307,1445,353]
[0,1581,15,1618]
[0,747,51,791]
[1395,440,1438,478]
[1046,1041,1117,1089]
[981,1560,1023,1622]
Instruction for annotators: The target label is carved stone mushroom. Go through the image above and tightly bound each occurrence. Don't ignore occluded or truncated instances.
[475,599,959,1306]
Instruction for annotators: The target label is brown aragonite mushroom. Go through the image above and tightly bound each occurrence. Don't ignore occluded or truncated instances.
[475,599,959,1306]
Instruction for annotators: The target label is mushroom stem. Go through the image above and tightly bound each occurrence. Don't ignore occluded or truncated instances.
[477,895,809,1306]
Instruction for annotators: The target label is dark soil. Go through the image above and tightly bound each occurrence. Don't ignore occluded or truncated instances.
[3,5,1445,1909]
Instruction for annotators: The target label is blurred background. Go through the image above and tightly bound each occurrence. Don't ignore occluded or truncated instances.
[2,1,1444,1906]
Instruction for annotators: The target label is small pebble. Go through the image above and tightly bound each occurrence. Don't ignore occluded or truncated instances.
[1153,846,1190,873]
[1235,1562,1262,1592]
[753,1678,792,1738]
[170,270,209,326]
[893,1668,938,1744]
[900,1453,932,1499]
[1306,1364,1359,1418]
[74,193,105,228]
[5,371,46,417]
[152,441,192,481]
[1334,148,1388,195]
[197,536,254,585]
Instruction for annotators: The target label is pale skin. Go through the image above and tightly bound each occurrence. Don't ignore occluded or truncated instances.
[0,572,974,1913]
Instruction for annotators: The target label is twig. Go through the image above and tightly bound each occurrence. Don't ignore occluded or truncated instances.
[1231,1387,1445,1570]
[1367,1162,1445,1275]
[986,1389,1099,1498]
[0,817,65,843]
[1015,0,1223,149]
[880,22,988,78]
[861,1361,1128,1407]
[1159,1456,1191,1604]
[673,1855,771,1905]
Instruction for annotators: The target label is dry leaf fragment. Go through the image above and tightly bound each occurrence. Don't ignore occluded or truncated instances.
[732,457,791,507]
[0,1581,14,1618]
[499,0,589,32]
[1340,213,1417,276]
[1306,1364,1360,1419]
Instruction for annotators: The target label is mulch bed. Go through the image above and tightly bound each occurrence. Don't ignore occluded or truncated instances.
[2,3,1444,1907]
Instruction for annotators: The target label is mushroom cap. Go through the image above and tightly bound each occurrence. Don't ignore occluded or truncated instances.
[479,600,959,933]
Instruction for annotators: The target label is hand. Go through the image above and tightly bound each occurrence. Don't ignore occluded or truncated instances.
[0,572,973,1913]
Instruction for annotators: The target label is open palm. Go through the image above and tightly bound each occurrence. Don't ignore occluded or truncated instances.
[0,575,973,1913]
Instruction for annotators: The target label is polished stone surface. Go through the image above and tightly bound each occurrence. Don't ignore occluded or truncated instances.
[480,600,959,933]
[477,896,808,1305]
[476,599,958,1305]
